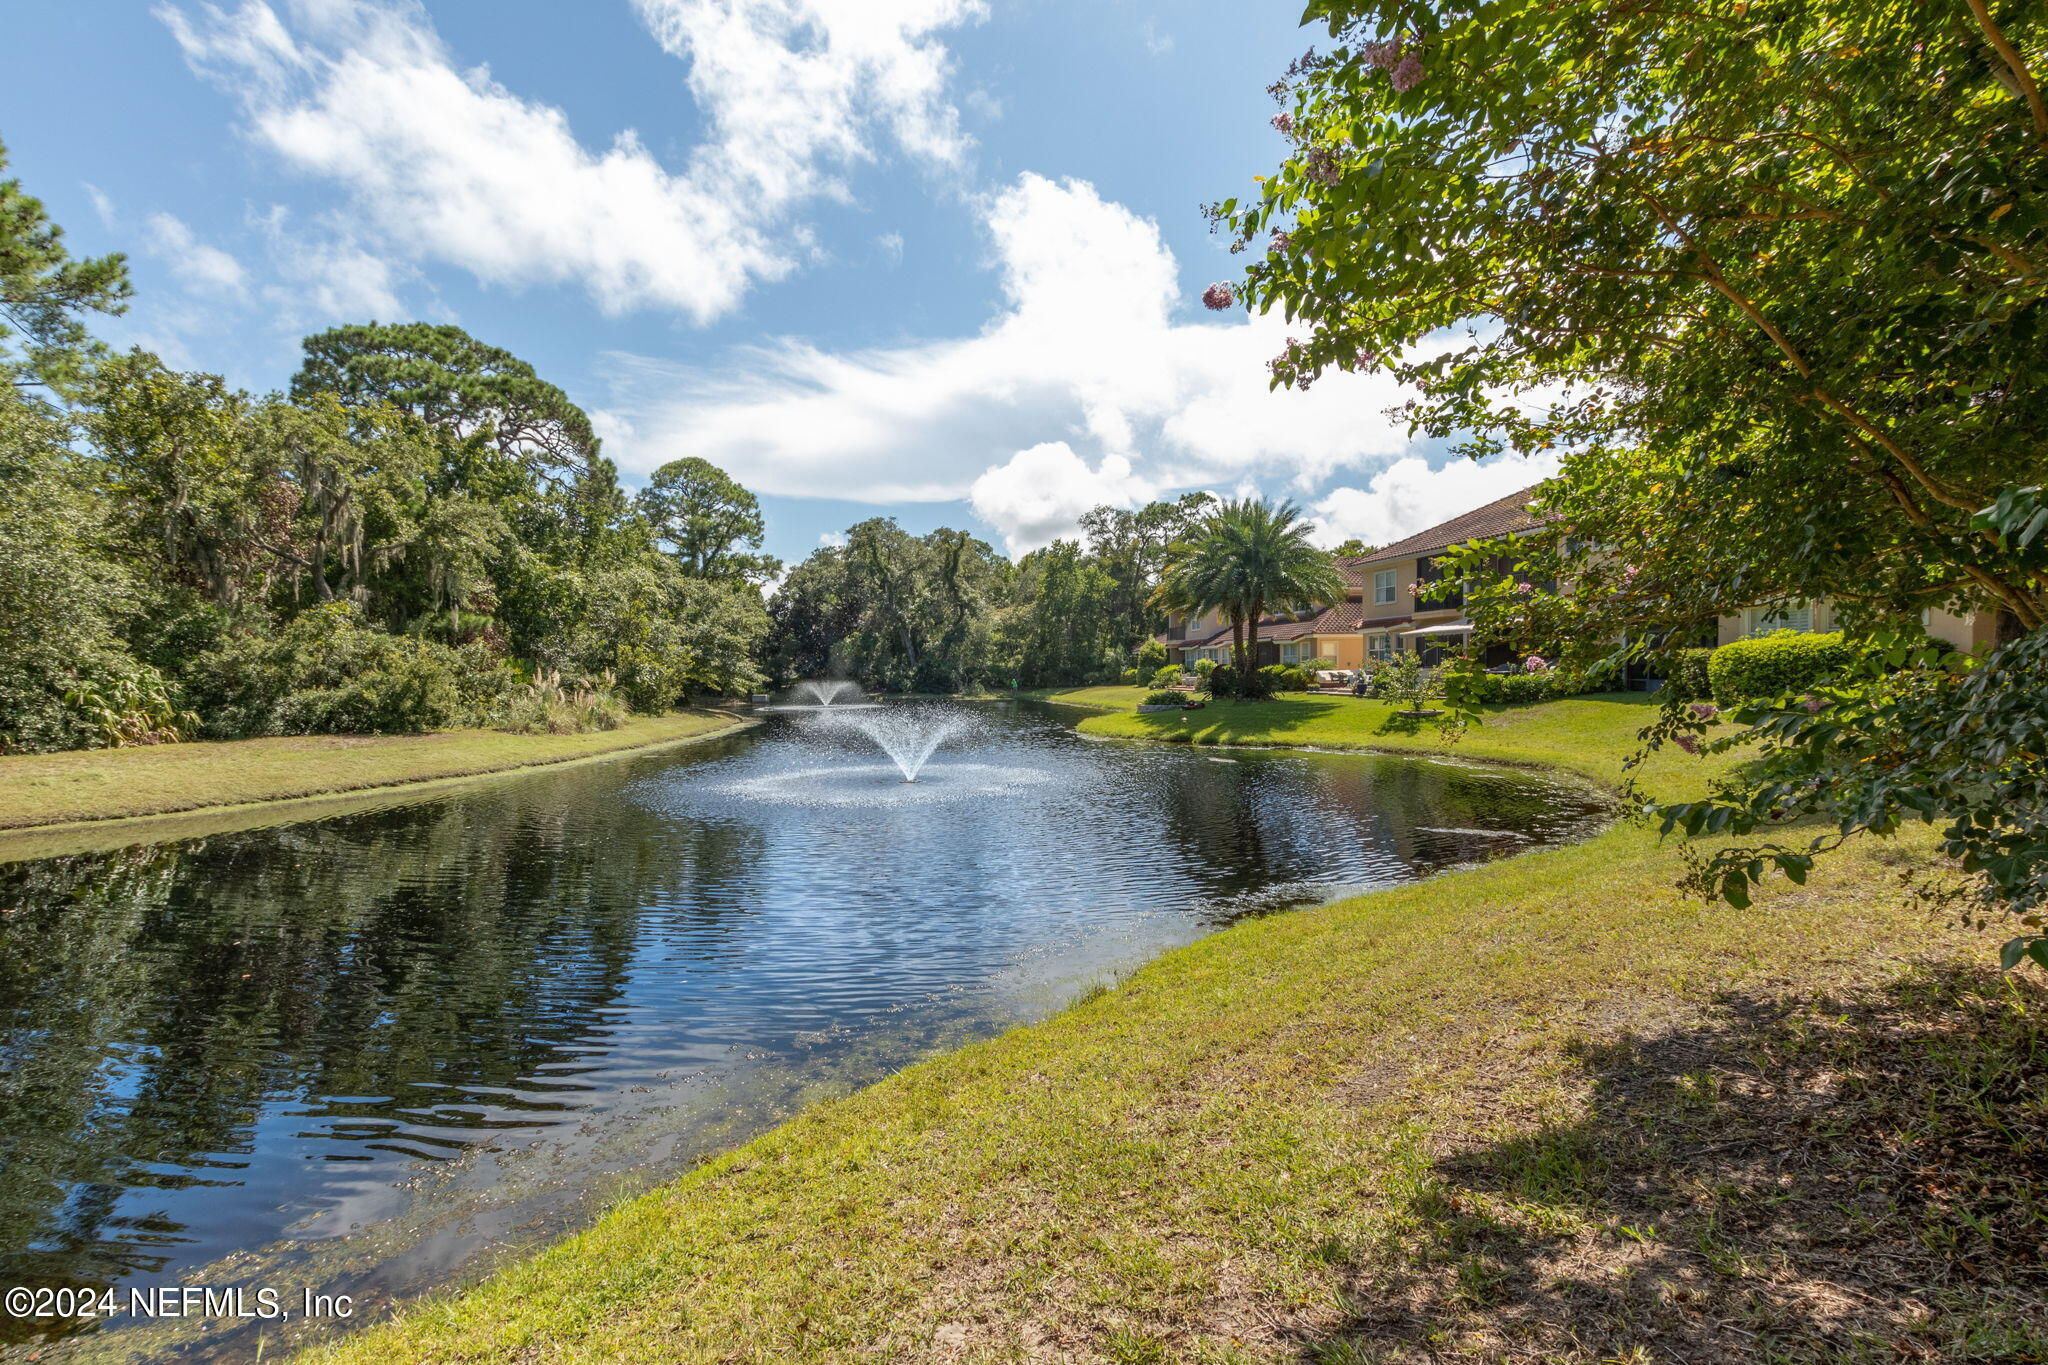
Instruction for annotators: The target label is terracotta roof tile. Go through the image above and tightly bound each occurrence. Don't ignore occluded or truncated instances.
[1356,487,1545,566]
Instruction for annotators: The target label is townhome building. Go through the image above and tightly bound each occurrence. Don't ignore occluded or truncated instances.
[1155,483,2006,678]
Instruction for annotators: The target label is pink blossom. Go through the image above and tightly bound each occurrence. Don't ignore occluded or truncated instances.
[1304,147,1342,185]
[1523,654,1549,674]
[1801,695,1827,713]
[1353,347,1378,369]
[1673,733,1701,755]
[1271,112,1295,134]
[1269,229,1292,254]
[1391,54,1426,92]
[1202,281,1236,310]
[1515,581,1535,596]
[1268,338,1311,391]
[1620,565,1640,583]
[1690,702,1719,721]
[1361,40,1402,70]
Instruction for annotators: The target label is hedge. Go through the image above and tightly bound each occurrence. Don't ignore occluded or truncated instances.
[1664,647,1715,702]
[1709,630,1853,705]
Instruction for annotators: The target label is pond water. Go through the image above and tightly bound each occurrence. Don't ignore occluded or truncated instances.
[0,701,1607,1359]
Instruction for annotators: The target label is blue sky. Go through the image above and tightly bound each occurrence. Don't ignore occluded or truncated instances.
[5,0,1553,568]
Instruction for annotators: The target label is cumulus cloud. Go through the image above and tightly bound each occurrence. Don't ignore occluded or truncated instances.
[1308,452,1562,550]
[601,172,1460,552]
[145,212,249,298]
[969,443,1153,555]
[158,0,984,321]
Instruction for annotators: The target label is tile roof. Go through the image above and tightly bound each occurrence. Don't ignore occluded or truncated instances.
[1333,554,1374,590]
[1176,601,1366,648]
[1355,487,1545,566]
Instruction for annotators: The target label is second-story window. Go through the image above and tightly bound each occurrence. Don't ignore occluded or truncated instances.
[1373,569,1397,605]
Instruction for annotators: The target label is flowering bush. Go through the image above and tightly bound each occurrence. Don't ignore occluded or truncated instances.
[1523,653,1549,673]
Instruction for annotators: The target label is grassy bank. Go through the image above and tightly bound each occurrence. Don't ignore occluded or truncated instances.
[295,694,2042,1364]
[0,710,751,835]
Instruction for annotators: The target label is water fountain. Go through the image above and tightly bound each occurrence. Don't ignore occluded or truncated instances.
[821,708,968,782]
[792,679,863,707]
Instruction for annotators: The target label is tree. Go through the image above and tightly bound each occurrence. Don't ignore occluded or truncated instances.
[1332,538,1375,558]
[1010,540,1119,687]
[634,456,778,583]
[1220,0,2048,954]
[764,521,1012,691]
[291,322,596,490]
[1157,499,1343,693]
[0,138,130,391]
[289,324,619,656]
[1224,0,2045,636]
[0,393,139,752]
[1081,492,1216,649]
[83,351,281,627]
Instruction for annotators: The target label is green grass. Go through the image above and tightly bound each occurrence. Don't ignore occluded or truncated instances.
[1039,687,1691,793]
[0,709,750,834]
[282,693,2038,1364]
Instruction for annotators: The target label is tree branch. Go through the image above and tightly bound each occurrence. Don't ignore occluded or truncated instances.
[1967,0,2048,149]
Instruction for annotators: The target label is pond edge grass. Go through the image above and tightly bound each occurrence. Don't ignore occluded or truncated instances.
[0,710,758,858]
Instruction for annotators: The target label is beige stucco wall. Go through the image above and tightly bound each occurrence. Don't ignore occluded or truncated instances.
[1716,600,1838,647]
[1716,600,1996,654]
[1311,635,1364,669]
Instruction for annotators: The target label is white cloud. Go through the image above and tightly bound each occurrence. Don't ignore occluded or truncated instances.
[158,0,984,321]
[1308,453,1562,550]
[969,442,1152,555]
[249,206,409,322]
[83,183,119,230]
[601,173,1447,551]
[818,530,847,547]
[144,212,249,297]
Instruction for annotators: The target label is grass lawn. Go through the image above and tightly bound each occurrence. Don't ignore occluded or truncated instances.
[0,709,751,835]
[290,693,2043,1364]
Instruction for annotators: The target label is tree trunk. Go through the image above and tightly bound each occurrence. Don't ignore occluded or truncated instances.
[1244,595,1264,693]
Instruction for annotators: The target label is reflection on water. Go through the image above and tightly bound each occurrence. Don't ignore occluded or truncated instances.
[0,702,1607,1358]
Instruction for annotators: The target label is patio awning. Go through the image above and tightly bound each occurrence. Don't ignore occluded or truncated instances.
[1398,621,1473,638]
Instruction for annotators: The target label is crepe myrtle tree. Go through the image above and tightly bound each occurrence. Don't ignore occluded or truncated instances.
[1214,0,2048,965]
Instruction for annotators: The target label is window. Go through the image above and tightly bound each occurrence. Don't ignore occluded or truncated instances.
[1279,642,1302,664]
[1368,633,1392,662]
[1747,602,1813,636]
[1373,569,1397,605]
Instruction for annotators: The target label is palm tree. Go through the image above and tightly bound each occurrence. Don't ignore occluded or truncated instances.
[1156,499,1344,692]
[1154,530,1246,673]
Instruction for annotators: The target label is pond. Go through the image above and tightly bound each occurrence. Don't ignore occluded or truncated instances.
[0,700,1607,1358]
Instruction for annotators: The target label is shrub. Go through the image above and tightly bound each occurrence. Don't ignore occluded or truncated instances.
[1664,647,1715,701]
[1140,689,1186,708]
[1370,651,1433,706]
[188,603,486,737]
[1460,672,1554,705]
[1203,663,1240,698]
[1121,666,1142,685]
[1192,658,1218,682]
[1149,664,1183,690]
[62,658,197,748]
[1135,639,1169,672]
[1709,630,1854,705]
[1259,663,1310,692]
[495,669,629,734]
